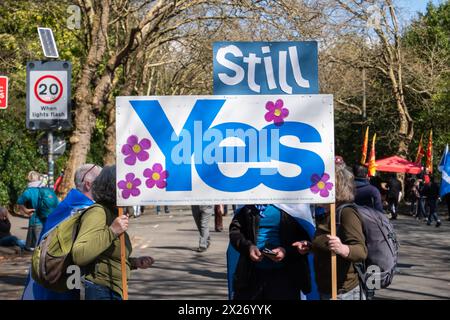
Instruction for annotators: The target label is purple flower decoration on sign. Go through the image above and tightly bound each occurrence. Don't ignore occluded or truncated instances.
[121,135,151,166]
[310,173,333,198]
[118,173,142,199]
[264,99,289,125]
[144,163,168,189]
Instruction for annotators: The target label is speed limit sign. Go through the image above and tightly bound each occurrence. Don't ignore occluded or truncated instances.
[34,75,63,104]
[26,61,72,130]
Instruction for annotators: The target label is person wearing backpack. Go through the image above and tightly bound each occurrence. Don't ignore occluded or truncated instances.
[295,156,368,300]
[22,164,102,300]
[71,165,154,300]
[296,157,399,300]
[17,171,59,251]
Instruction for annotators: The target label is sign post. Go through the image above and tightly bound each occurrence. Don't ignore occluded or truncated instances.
[330,203,337,299]
[0,76,8,110]
[47,131,54,187]
[117,207,128,300]
[27,60,71,187]
[26,60,72,131]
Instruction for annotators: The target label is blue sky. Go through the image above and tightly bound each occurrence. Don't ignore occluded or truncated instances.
[397,0,445,21]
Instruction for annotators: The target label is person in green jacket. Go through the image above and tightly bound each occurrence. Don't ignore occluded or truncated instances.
[293,156,368,300]
[72,165,154,300]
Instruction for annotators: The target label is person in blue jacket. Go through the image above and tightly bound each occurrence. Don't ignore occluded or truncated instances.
[22,164,102,300]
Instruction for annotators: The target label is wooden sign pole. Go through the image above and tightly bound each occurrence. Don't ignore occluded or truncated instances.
[118,207,128,300]
[330,203,337,300]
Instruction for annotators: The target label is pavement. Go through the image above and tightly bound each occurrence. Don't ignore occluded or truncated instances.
[0,205,449,300]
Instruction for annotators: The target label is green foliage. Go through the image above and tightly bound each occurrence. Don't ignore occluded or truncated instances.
[0,0,84,206]
[404,1,450,168]
[0,112,47,207]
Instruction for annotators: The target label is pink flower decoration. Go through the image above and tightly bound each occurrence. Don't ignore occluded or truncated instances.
[264,99,289,125]
[143,163,168,189]
[121,135,151,166]
[310,173,333,198]
[118,173,141,199]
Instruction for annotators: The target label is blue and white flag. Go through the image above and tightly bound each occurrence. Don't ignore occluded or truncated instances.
[438,144,450,197]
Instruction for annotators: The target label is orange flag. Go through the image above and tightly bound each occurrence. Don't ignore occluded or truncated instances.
[368,133,377,177]
[361,127,369,165]
[426,130,433,174]
[415,134,425,164]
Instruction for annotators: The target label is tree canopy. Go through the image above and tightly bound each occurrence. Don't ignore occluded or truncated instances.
[0,0,449,207]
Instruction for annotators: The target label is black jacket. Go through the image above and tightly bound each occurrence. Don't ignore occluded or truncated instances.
[229,205,311,294]
[387,177,402,198]
[354,178,383,212]
[0,218,11,239]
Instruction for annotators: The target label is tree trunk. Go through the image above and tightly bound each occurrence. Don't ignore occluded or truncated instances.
[103,51,143,165]
[60,104,96,195]
[59,1,110,196]
[103,100,116,166]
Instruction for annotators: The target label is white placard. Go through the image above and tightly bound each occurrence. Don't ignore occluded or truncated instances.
[116,95,335,205]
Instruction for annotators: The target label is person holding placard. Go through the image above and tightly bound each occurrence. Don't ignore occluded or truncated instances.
[229,204,311,300]
[72,166,155,300]
[296,157,368,300]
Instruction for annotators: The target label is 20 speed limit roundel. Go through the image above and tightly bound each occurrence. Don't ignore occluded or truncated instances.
[34,75,63,104]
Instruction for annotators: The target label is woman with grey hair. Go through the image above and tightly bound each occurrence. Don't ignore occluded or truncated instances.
[294,156,368,300]
[72,165,154,300]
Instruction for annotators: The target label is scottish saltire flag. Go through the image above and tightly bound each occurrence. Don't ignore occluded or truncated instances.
[22,189,94,300]
[438,144,450,198]
[226,204,320,300]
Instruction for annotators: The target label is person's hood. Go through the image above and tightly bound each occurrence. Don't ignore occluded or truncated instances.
[63,188,94,207]
[274,204,313,223]
[27,181,43,188]
[354,178,370,188]
[273,204,315,240]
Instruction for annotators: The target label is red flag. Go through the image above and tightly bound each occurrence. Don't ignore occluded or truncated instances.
[415,134,425,164]
[361,127,369,165]
[368,133,377,177]
[426,130,433,174]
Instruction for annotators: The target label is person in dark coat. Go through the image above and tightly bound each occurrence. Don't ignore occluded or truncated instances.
[444,193,450,221]
[424,176,441,227]
[0,207,26,249]
[229,205,311,300]
[352,165,383,212]
[386,174,402,220]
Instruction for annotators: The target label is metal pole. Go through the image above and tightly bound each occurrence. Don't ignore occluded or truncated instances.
[47,131,54,187]
[362,68,367,119]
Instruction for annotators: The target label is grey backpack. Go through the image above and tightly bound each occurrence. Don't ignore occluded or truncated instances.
[337,204,399,293]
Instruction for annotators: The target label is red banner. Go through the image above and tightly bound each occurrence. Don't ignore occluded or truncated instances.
[426,130,433,174]
[0,76,8,109]
[415,134,425,164]
[368,133,377,177]
[361,127,369,165]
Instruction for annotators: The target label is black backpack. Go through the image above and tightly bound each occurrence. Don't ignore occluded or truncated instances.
[337,204,399,296]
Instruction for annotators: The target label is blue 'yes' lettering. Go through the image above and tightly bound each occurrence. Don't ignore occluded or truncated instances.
[130,99,225,191]
[130,100,324,192]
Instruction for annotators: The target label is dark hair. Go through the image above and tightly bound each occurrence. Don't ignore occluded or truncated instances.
[92,165,116,207]
[353,164,368,179]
